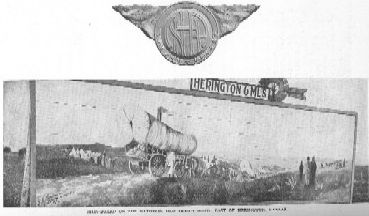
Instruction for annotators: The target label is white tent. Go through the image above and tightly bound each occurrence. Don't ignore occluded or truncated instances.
[68,147,76,157]
[240,159,255,176]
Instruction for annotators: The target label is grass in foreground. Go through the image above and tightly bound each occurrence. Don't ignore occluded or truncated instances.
[3,153,24,207]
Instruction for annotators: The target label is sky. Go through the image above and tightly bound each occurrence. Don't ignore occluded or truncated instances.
[3,79,367,165]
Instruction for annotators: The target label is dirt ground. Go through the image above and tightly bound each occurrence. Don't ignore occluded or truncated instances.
[36,169,355,207]
[4,151,367,207]
[36,173,156,207]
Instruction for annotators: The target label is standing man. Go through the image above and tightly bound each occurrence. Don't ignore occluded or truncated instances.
[310,156,317,188]
[211,155,217,168]
[304,157,311,186]
[167,152,176,178]
[101,150,106,167]
[299,160,304,182]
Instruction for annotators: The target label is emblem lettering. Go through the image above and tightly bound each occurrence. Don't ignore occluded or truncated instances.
[154,2,220,65]
[165,11,209,57]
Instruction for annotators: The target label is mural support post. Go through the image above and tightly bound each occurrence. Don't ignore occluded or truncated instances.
[20,80,36,207]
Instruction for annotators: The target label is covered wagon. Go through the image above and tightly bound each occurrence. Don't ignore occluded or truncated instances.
[126,112,199,177]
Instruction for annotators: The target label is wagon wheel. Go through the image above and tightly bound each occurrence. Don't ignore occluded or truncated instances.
[149,154,166,177]
[129,160,147,175]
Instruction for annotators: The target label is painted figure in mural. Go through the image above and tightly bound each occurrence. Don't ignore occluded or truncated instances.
[299,160,304,181]
[101,150,106,167]
[167,152,176,178]
[310,156,317,188]
[211,155,217,166]
[304,156,311,186]
[105,156,111,169]
[184,157,194,178]
[343,159,346,167]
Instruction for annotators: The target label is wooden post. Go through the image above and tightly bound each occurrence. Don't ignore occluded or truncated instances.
[20,80,36,207]
[349,113,358,204]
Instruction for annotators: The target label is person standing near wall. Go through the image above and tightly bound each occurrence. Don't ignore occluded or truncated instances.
[304,157,311,186]
[299,160,304,182]
[167,152,176,178]
[310,156,317,188]
[101,150,106,167]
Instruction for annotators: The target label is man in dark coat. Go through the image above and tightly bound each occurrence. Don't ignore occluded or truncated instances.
[299,160,304,181]
[310,156,317,188]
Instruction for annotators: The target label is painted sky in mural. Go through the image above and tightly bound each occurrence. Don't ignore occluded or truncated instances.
[3,79,367,165]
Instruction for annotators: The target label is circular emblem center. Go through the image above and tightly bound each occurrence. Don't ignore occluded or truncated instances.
[164,9,212,58]
[154,2,220,65]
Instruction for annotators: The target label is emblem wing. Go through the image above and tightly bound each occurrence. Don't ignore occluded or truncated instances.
[113,5,166,39]
[208,4,260,38]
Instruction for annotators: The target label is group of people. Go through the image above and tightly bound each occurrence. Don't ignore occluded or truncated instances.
[68,147,113,168]
[299,156,317,188]
[68,147,101,163]
[201,155,218,168]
